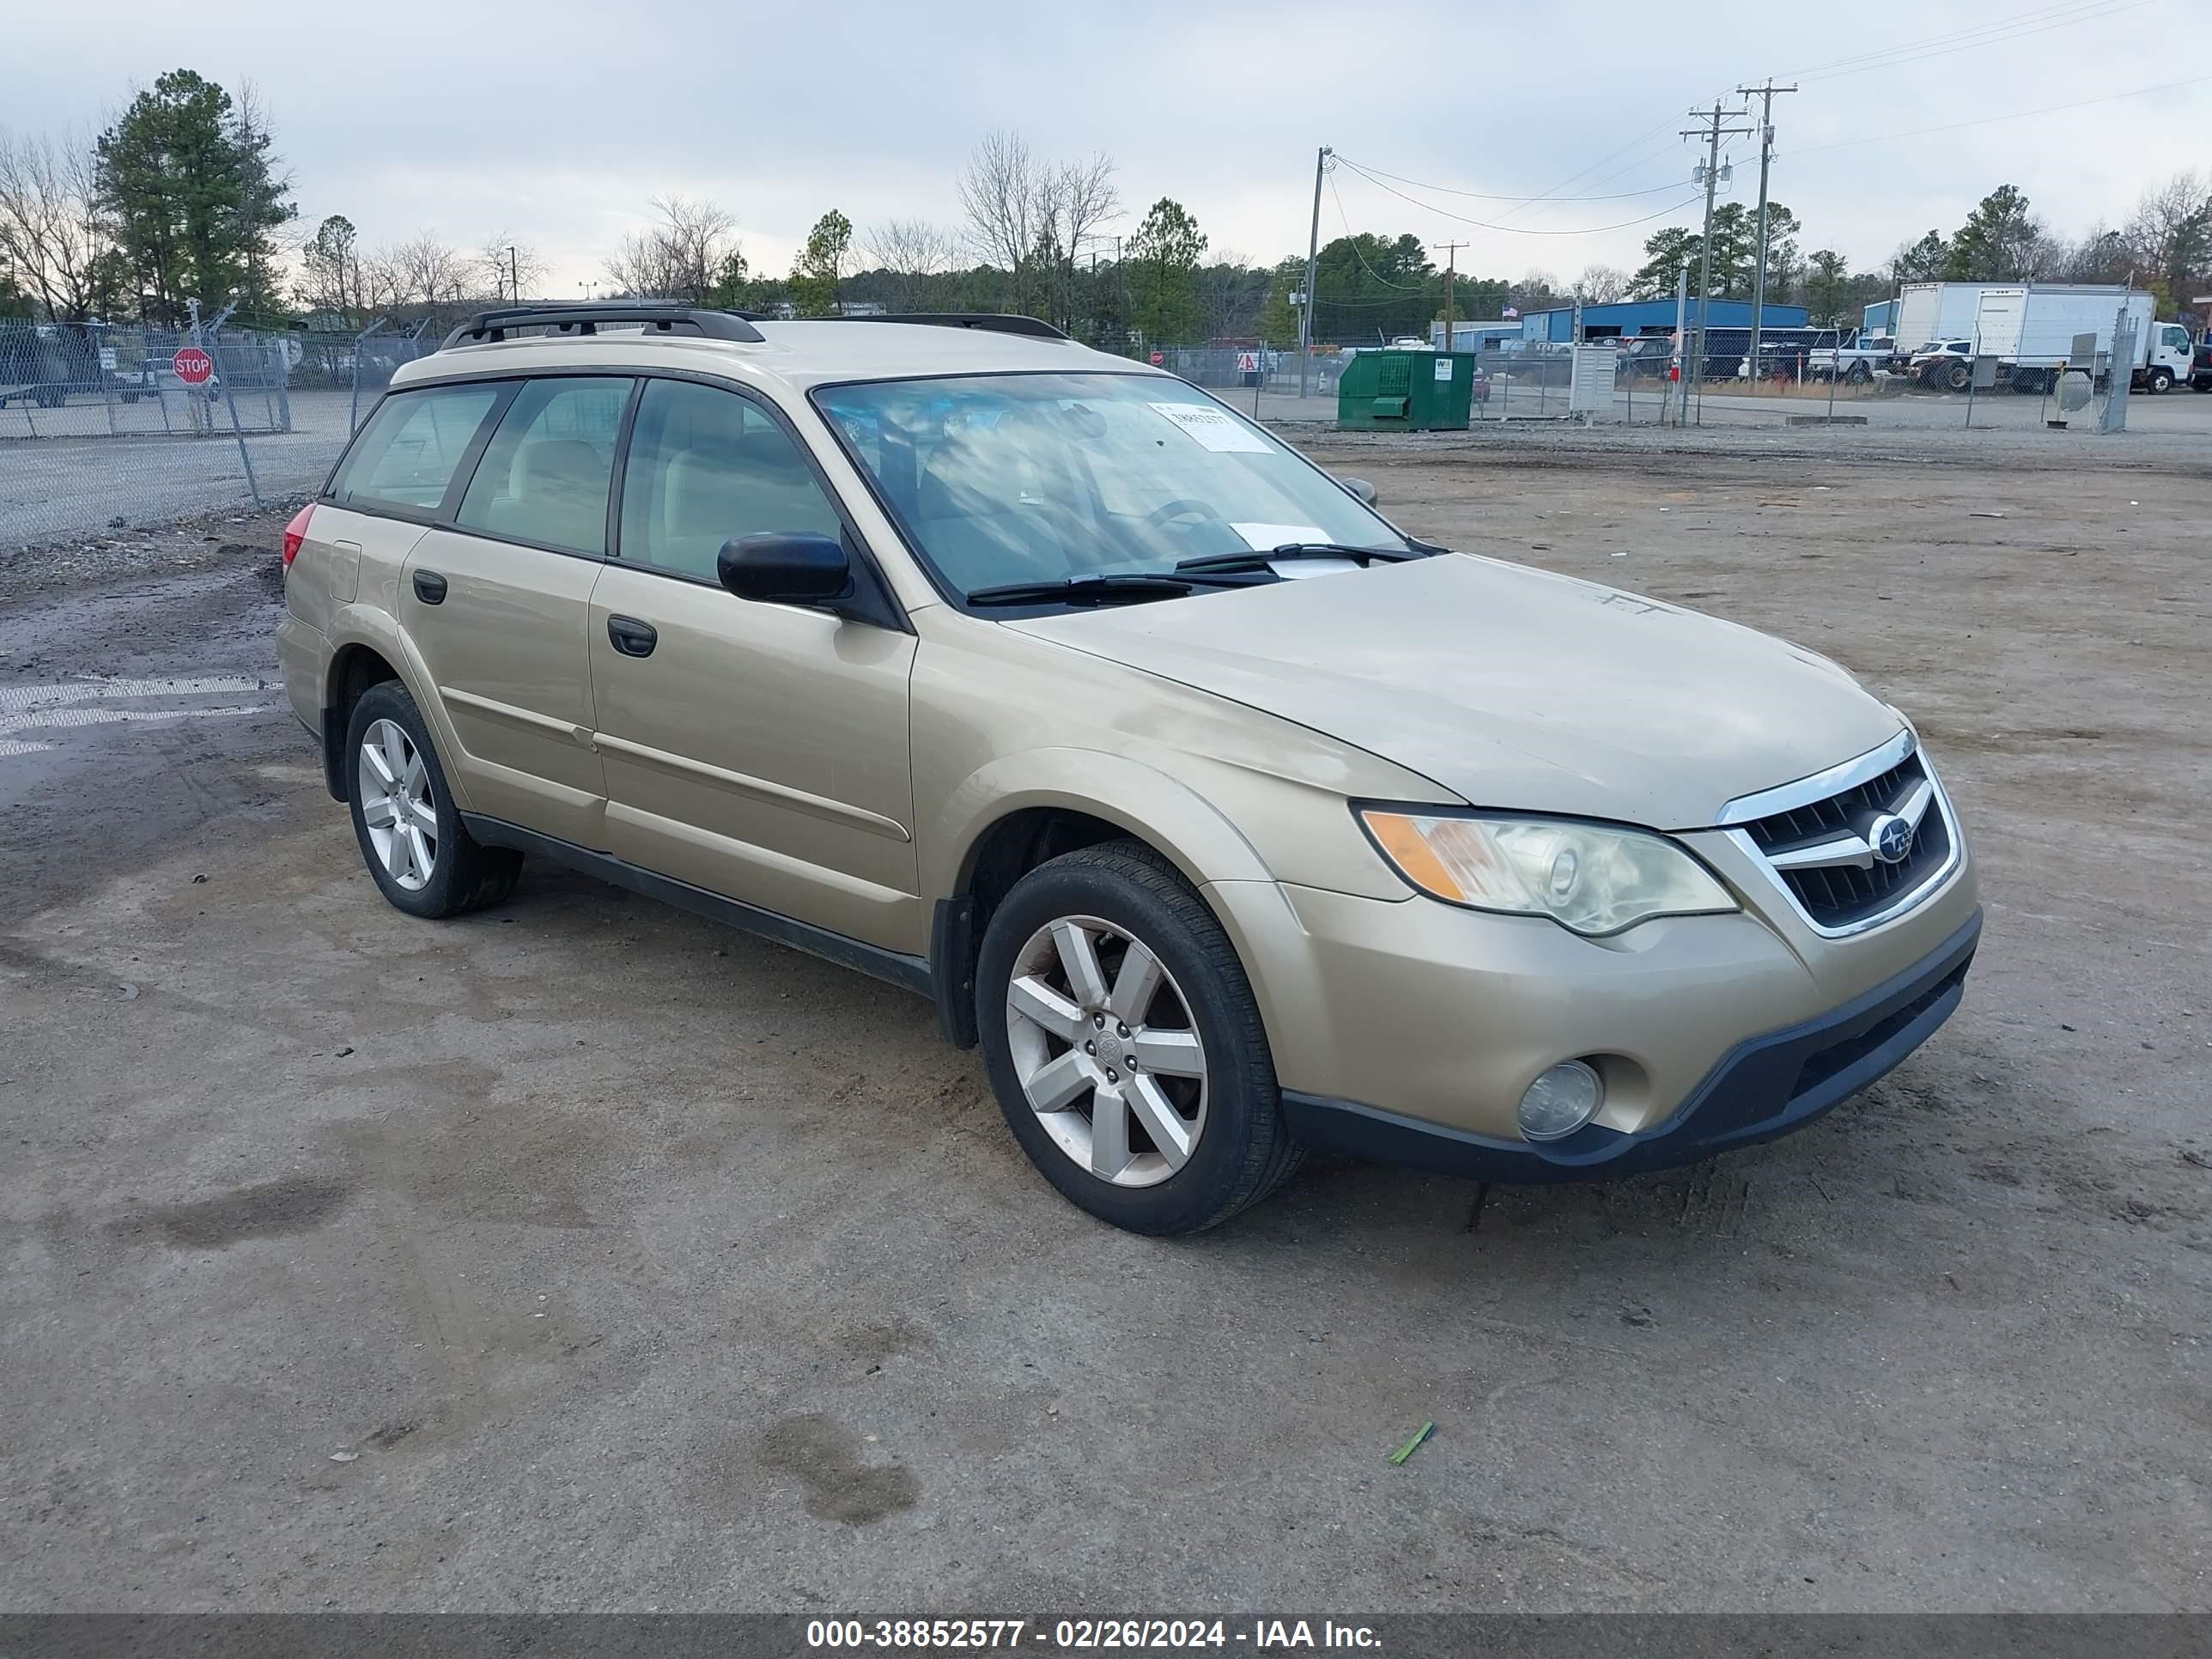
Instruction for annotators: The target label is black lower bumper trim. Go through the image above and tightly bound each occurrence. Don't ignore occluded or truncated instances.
[1281,908,1981,1185]
[459,813,933,998]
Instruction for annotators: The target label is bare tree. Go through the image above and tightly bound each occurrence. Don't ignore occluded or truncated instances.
[0,127,111,320]
[477,234,547,302]
[957,131,1118,320]
[229,82,295,315]
[1054,152,1119,276]
[374,232,475,307]
[957,131,1046,289]
[864,217,957,311]
[605,195,740,303]
[2124,170,2212,307]
[1196,250,1261,339]
[1575,263,1629,304]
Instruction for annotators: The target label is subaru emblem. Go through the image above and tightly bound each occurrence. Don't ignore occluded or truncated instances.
[1869,813,1914,865]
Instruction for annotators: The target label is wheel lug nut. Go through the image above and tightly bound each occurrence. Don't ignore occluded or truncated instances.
[1116,1023,1129,1037]
[1085,1041,1096,1054]
[1105,1069,1117,1083]
[1093,1012,1105,1028]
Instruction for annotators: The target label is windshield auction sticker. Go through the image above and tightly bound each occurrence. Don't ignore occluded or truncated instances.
[1148,401,1273,453]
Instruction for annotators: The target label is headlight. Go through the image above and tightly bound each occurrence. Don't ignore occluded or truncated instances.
[1359,809,1737,936]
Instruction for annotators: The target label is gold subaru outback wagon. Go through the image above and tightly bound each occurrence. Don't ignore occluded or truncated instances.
[277,305,1980,1234]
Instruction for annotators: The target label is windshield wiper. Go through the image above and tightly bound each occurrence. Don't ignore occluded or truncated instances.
[966,574,1203,608]
[1173,542,1425,575]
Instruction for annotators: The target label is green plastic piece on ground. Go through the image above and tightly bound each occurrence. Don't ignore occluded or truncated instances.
[1388,1421,1436,1465]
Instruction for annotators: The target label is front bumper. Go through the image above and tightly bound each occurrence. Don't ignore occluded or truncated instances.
[1280,908,1980,1183]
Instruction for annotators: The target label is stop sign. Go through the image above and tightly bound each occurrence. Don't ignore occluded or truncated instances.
[1149,350,1164,367]
[173,346,214,385]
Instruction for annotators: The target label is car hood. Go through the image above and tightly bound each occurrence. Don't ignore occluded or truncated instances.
[1006,554,1902,829]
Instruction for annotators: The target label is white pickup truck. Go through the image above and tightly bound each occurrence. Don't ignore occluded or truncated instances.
[1806,331,1897,384]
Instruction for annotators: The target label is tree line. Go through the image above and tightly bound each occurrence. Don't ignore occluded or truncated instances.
[1625,178,2211,331]
[3,76,2206,348]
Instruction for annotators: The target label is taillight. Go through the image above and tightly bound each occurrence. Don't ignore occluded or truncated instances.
[282,503,313,568]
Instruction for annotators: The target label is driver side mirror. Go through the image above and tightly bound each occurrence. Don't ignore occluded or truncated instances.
[717,532,853,606]
[1335,474,1379,507]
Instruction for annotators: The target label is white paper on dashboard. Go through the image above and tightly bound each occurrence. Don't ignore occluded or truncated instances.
[1231,523,1328,550]
[1149,402,1273,453]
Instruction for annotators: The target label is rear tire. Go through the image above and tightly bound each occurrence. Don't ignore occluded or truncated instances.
[1944,361,1972,392]
[976,842,1302,1235]
[343,681,522,920]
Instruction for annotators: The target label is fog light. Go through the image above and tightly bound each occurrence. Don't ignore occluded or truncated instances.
[1518,1060,1603,1142]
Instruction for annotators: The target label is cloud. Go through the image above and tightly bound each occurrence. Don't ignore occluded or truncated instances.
[9,0,2203,289]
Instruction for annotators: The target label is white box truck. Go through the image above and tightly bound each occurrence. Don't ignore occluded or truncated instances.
[1894,283,2194,392]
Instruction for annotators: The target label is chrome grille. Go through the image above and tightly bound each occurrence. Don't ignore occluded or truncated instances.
[1723,737,1959,935]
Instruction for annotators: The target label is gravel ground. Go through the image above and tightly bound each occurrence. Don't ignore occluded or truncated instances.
[0,390,352,550]
[0,431,2206,1614]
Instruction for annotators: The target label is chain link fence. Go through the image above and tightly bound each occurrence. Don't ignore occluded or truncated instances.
[1146,320,2169,434]
[0,315,427,550]
[4,305,2185,551]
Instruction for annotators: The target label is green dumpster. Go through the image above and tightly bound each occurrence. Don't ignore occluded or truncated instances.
[1335,349,1476,431]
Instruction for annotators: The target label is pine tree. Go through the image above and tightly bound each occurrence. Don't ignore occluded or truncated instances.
[1127,198,1207,343]
[94,70,293,322]
[789,210,852,317]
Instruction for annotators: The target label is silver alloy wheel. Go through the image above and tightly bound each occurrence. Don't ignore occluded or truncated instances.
[1004,914,1207,1188]
[356,718,438,892]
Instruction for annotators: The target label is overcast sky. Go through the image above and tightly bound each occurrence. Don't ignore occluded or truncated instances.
[8,0,2203,295]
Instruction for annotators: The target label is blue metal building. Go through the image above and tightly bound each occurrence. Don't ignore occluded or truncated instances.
[1518,298,1808,343]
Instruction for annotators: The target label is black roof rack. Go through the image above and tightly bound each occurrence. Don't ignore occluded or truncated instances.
[818,313,1069,341]
[442,303,765,350]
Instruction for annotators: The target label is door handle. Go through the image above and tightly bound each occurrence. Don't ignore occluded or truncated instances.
[411,569,447,605]
[606,615,658,658]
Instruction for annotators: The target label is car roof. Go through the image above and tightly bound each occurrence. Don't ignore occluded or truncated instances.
[391,319,1164,398]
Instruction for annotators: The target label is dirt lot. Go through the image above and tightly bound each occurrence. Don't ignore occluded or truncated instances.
[1,430,2207,1613]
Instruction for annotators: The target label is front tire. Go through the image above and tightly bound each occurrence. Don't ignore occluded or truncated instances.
[2146,367,2173,393]
[976,842,1301,1235]
[343,681,521,919]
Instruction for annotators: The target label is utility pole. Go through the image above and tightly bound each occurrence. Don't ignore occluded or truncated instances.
[1299,145,1332,398]
[1735,80,1797,389]
[1433,240,1468,350]
[1680,100,1755,416]
[508,246,520,303]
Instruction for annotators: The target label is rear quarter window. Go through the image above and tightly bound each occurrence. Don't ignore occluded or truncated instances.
[329,384,503,513]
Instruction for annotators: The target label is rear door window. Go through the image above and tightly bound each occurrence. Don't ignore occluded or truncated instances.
[456,376,635,556]
[329,384,503,513]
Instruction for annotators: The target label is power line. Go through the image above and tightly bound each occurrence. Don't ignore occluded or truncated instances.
[1802,2,2154,83]
[1329,156,1691,204]
[1327,174,1428,289]
[1334,156,1705,236]
[1772,0,2154,83]
[1510,0,2154,233]
[1776,70,2212,159]
[1482,108,1706,230]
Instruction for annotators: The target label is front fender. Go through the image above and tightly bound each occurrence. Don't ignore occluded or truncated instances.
[922,747,1275,904]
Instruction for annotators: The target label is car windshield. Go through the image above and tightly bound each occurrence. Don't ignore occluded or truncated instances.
[811,372,1407,601]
